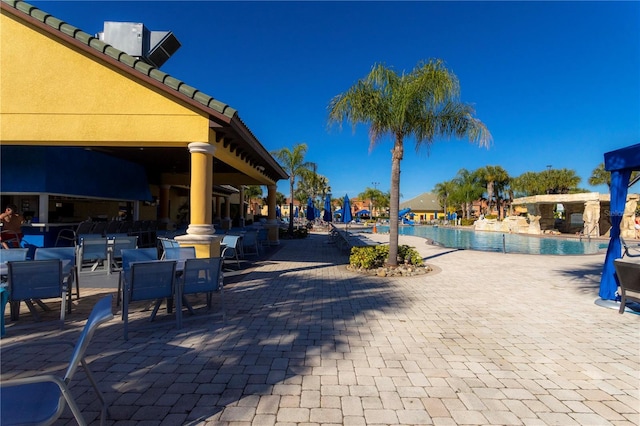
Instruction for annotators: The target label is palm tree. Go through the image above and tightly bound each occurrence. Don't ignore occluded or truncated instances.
[358,187,384,216]
[434,180,457,220]
[244,185,263,216]
[477,165,509,218]
[272,143,314,236]
[328,60,491,266]
[452,168,484,219]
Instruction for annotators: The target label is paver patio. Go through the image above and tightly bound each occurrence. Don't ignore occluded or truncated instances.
[2,230,638,425]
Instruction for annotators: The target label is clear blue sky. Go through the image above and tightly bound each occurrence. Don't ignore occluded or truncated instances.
[30,1,640,201]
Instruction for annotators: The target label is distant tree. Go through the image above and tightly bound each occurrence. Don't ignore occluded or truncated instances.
[512,168,582,196]
[589,162,640,189]
[328,60,491,266]
[271,143,314,236]
[476,165,510,218]
[541,168,581,194]
[244,185,263,215]
[358,187,385,216]
[451,168,484,219]
[434,180,457,219]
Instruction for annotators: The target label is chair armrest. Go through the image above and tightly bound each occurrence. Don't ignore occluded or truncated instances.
[1,373,67,388]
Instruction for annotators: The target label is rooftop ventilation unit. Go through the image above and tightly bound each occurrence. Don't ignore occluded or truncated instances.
[97,21,181,68]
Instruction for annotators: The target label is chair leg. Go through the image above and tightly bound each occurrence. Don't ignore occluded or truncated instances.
[619,292,626,314]
[80,358,108,426]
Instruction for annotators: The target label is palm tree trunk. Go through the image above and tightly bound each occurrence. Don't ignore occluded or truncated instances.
[387,137,403,267]
[289,178,295,237]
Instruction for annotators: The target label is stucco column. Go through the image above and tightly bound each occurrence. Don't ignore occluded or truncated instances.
[266,184,279,245]
[158,184,171,226]
[175,142,222,257]
[239,185,245,228]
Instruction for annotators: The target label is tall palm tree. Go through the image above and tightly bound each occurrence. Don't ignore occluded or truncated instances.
[358,187,384,216]
[434,180,457,220]
[328,60,491,265]
[477,165,509,218]
[452,168,484,219]
[272,143,314,236]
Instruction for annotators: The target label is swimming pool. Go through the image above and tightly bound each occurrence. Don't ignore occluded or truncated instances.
[372,225,609,255]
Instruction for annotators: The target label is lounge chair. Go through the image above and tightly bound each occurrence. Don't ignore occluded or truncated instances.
[0,295,113,426]
[620,237,640,258]
[614,259,640,314]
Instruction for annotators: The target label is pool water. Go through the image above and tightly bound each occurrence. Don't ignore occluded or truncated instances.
[373,225,609,255]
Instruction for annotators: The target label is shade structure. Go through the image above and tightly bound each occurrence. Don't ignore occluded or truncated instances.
[323,194,332,222]
[306,198,315,221]
[600,143,640,300]
[342,194,353,223]
[356,209,370,217]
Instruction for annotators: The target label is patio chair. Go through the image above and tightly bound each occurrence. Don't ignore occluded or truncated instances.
[0,248,29,282]
[7,259,66,322]
[242,230,260,257]
[117,247,158,306]
[0,295,113,426]
[34,247,80,309]
[221,234,242,269]
[163,246,196,264]
[158,237,180,260]
[614,259,640,314]
[78,235,109,272]
[620,237,640,258]
[122,260,178,340]
[0,230,22,248]
[181,257,224,318]
[109,235,138,271]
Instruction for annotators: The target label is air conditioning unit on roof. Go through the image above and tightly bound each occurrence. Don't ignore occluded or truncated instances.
[97,21,181,68]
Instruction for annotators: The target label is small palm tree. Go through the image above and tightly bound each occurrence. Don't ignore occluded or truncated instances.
[328,60,491,265]
[272,143,314,236]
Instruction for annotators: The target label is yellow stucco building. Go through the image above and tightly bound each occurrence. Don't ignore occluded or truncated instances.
[1,0,288,256]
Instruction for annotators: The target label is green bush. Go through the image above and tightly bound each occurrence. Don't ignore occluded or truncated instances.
[460,218,476,226]
[349,244,423,269]
[484,214,498,220]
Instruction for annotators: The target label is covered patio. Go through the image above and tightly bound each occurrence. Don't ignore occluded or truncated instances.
[1,0,288,256]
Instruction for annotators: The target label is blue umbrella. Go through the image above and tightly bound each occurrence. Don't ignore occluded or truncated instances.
[356,209,370,217]
[323,194,332,222]
[342,194,352,223]
[276,205,281,218]
[294,206,298,218]
[306,198,315,221]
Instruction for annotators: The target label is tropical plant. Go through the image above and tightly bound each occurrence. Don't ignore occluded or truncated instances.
[271,143,315,236]
[433,180,457,219]
[476,165,510,218]
[358,187,385,217]
[244,185,263,215]
[328,60,491,266]
[451,168,484,219]
[589,162,640,189]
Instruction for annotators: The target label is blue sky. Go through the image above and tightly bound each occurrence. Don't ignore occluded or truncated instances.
[30,1,640,201]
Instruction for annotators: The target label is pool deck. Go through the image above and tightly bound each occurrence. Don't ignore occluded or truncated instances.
[2,230,638,425]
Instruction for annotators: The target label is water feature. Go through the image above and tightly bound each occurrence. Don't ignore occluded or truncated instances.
[372,225,609,255]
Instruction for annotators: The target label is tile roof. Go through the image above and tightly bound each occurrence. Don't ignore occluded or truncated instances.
[400,192,442,211]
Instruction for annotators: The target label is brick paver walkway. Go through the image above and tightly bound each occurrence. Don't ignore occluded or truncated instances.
[2,231,638,425]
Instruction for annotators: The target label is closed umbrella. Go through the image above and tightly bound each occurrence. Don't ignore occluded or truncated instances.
[323,194,332,222]
[306,198,315,221]
[342,194,352,223]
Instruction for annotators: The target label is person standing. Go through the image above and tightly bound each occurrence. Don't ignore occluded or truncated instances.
[0,204,24,249]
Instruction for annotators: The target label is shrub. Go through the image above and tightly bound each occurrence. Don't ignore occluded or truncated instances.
[460,218,476,226]
[349,244,423,269]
